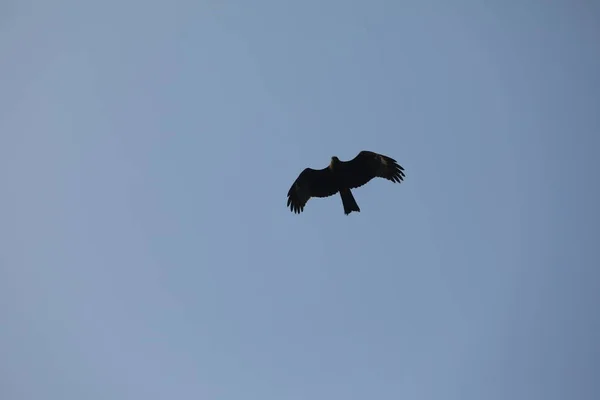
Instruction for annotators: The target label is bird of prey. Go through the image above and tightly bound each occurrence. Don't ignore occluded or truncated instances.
[286,150,405,215]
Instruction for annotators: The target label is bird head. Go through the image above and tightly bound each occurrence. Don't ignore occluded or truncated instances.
[330,156,340,169]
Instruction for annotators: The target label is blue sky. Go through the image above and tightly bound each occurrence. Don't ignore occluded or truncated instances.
[2,1,599,399]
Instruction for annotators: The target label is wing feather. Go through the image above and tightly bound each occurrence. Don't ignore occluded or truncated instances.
[340,150,405,189]
[286,167,338,214]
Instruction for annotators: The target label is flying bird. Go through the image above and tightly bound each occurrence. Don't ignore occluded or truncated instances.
[287,150,405,215]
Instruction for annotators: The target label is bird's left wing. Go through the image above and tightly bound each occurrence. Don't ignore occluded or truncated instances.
[341,150,405,189]
[287,167,337,213]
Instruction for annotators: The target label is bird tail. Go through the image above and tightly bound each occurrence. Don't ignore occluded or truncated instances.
[340,188,360,215]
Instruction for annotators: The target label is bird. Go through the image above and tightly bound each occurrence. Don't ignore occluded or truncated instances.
[286,150,405,215]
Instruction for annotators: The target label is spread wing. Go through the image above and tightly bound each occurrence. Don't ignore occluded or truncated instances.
[287,167,338,213]
[339,150,405,189]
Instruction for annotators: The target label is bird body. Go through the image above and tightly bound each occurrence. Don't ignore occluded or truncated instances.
[287,150,405,215]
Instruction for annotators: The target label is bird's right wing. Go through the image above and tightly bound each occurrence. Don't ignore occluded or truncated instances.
[287,167,337,213]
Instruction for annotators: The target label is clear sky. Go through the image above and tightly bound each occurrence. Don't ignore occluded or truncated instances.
[2,1,599,399]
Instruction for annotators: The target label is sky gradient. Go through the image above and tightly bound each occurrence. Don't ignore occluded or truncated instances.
[2,1,599,399]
